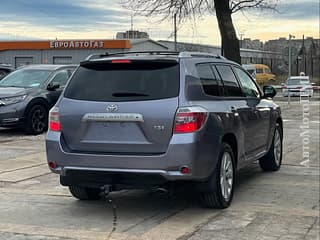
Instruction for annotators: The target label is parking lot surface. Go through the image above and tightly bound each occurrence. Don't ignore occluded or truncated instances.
[0,99,319,240]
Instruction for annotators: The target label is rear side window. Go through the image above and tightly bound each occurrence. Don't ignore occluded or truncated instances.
[64,61,179,102]
[216,65,243,97]
[234,67,260,98]
[256,68,263,74]
[196,64,220,96]
[50,70,69,87]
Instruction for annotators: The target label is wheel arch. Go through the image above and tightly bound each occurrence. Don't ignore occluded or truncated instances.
[221,133,238,168]
[276,117,283,135]
[24,98,50,119]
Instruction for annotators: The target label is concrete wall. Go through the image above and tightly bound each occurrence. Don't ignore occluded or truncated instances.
[130,41,168,51]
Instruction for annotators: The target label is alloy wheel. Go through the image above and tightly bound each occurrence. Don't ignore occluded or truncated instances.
[220,152,234,201]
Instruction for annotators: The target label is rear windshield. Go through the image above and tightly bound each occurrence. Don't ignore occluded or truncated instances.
[64,61,179,102]
[287,79,310,85]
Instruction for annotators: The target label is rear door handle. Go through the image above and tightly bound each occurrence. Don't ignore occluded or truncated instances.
[230,106,239,116]
[230,106,237,112]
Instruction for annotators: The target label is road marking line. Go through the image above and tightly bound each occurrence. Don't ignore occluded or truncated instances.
[0,223,128,240]
[0,187,70,197]
[283,119,320,124]
[0,164,50,183]
[0,152,46,173]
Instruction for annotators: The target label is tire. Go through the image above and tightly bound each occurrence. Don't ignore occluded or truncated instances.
[259,123,283,171]
[69,186,101,200]
[25,105,48,135]
[199,143,235,209]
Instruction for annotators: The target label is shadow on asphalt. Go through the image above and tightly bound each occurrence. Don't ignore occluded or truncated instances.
[65,164,267,213]
[0,127,27,136]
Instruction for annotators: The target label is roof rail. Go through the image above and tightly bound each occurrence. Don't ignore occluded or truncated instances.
[179,51,226,59]
[85,53,109,61]
[86,51,180,60]
[85,51,226,61]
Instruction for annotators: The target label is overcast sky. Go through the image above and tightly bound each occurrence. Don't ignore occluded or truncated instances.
[0,0,318,45]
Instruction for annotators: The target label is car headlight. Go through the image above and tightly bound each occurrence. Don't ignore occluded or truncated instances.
[0,95,27,106]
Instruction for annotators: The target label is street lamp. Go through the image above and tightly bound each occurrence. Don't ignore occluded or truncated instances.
[288,34,295,78]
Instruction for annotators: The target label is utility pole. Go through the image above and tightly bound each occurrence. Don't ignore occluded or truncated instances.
[239,33,244,48]
[288,34,295,78]
[174,13,177,51]
[303,34,307,74]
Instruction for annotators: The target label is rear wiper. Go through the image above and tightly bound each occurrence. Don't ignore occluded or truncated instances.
[112,92,149,97]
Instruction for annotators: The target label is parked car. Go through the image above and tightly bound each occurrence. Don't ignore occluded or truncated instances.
[243,64,276,85]
[242,64,256,80]
[282,75,313,97]
[249,64,275,85]
[46,51,283,209]
[0,64,76,134]
[0,63,14,80]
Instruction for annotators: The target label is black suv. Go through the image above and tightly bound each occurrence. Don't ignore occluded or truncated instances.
[46,52,283,209]
[0,64,76,134]
[0,63,14,80]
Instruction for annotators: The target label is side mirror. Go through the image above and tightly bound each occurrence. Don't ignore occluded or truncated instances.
[47,83,60,91]
[263,86,277,99]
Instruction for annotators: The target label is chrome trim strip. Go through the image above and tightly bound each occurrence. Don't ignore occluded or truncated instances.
[82,113,144,122]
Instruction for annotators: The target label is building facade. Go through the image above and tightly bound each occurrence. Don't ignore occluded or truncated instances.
[0,39,171,68]
[264,37,320,78]
[0,40,132,68]
[159,40,283,74]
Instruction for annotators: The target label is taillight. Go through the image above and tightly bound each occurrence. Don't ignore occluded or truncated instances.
[111,59,131,64]
[174,107,208,133]
[49,107,61,132]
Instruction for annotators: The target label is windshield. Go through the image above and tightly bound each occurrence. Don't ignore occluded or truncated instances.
[0,69,51,88]
[287,78,310,85]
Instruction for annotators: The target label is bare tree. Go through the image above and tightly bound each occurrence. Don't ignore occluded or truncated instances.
[121,0,278,63]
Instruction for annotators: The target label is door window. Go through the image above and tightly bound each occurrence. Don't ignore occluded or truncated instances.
[234,67,260,98]
[196,63,220,96]
[51,70,69,87]
[216,65,243,97]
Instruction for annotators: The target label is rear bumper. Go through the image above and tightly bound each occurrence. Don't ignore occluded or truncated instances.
[46,130,220,186]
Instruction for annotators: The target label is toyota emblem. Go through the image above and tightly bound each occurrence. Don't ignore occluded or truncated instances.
[106,104,119,112]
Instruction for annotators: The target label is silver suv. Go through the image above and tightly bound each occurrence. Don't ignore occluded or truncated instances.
[46,51,283,208]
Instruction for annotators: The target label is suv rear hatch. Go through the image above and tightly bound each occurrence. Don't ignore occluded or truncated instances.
[60,58,180,154]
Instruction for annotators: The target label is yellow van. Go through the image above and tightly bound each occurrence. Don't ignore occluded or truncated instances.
[254,64,276,84]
